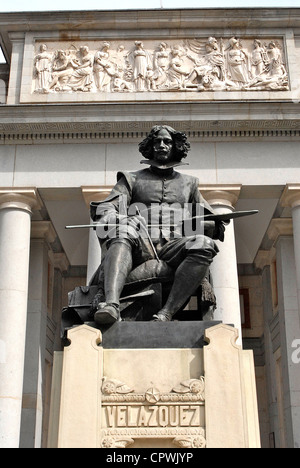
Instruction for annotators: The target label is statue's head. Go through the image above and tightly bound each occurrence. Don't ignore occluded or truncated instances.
[138,125,190,164]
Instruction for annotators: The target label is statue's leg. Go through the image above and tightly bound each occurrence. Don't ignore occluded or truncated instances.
[153,257,208,321]
[94,240,133,325]
[153,235,218,322]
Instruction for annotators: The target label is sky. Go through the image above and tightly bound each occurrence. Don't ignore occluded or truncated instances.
[1,0,300,62]
[0,0,300,12]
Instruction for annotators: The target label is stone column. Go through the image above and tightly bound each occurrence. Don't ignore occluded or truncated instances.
[20,221,56,448]
[281,185,300,314]
[201,185,242,344]
[81,186,112,285]
[255,248,282,447]
[0,188,41,448]
[279,185,300,447]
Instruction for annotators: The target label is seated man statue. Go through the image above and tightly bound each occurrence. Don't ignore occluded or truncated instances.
[90,125,225,324]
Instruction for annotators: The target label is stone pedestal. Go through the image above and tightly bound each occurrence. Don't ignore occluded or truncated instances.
[48,322,260,448]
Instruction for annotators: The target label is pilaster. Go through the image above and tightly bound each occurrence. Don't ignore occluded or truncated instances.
[6,32,25,105]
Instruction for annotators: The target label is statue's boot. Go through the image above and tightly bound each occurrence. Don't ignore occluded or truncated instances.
[94,241,132,325]
[153,257,208,322]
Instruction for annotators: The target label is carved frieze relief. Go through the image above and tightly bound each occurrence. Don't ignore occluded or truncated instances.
[101,376,205,402]
[32,37,289,97]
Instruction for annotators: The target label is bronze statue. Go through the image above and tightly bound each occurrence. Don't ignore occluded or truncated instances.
[89,125,226,325]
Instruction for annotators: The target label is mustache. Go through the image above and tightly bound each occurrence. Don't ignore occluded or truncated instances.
[153,148,169,153]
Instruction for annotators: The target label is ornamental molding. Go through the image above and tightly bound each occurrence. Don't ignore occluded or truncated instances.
[1,119,300,142]
[101,376,205,402]
[100,428,206,448]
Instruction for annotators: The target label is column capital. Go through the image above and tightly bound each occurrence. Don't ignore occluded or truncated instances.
[280,184,300,208]
[81,186,113,209]
[53,253,70,273]
[199,185,242,209]
[0,188,42,213]
[254,247,276,270]
[267,218,293,244]
[8,32,25,42]
[30,221,56,244]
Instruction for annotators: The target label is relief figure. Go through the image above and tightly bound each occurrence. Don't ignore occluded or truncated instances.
[184,37,226,90]
[132,41,149,91]
[152,42,170,89]
[93,42,116,92]
[245,41,288,90]
[168,46,190,90]
[226,37,250,87]
[49,50,74,91]
[68,46,94,92]
[34,44,52,93]
[250,39,267,78]
[204,37,226,82]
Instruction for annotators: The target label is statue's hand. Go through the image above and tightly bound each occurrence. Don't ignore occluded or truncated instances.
[213,220,226,242]
[203,220,215,238]
[104,214,148,240]
[126,214,147,231]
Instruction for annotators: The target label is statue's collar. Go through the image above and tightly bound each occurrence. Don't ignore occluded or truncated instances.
[140,159,189,174]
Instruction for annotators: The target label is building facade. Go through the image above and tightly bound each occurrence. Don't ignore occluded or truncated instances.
[0,7,300,448]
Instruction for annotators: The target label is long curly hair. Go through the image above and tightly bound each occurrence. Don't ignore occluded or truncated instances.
[138,125,191,162]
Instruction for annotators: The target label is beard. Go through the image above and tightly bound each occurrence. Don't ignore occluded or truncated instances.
[153,150,173,164]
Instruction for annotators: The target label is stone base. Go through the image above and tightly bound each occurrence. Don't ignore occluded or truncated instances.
[47,322,260,448]
[97,320,222,349]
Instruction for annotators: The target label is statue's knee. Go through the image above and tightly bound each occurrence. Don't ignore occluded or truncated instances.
[186,235,218,264]
[187,235,215,250]
[108,237,134,252]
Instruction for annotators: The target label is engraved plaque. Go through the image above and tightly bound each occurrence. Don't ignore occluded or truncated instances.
[100,377,206,448]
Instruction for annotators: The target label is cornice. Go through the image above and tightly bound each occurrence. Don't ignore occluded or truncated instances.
[1,7,300,63]
[0,8,299,30]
